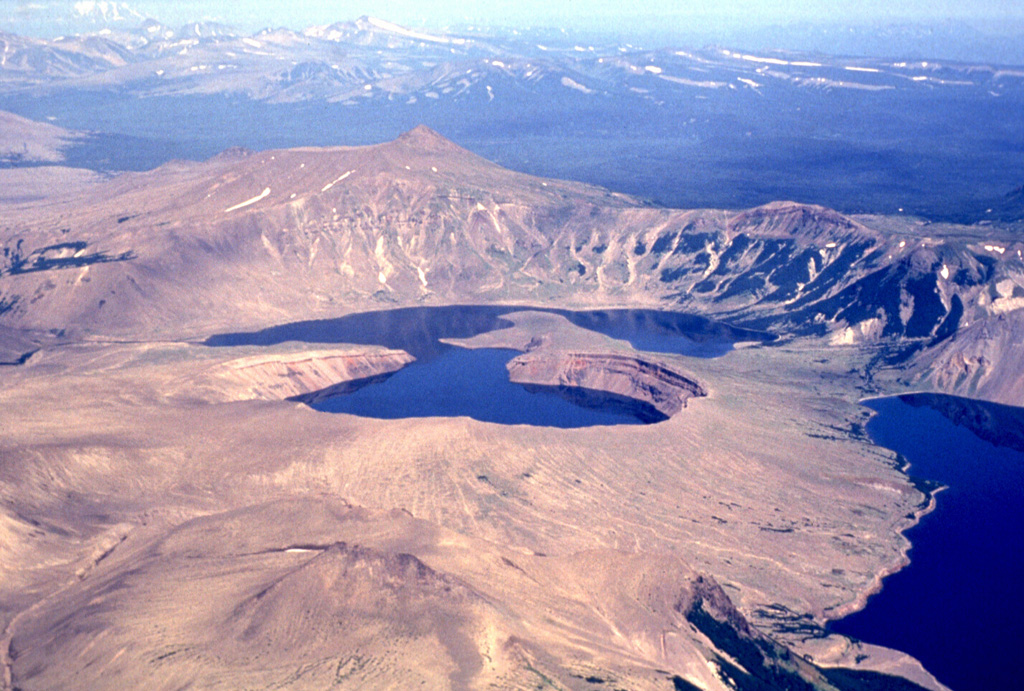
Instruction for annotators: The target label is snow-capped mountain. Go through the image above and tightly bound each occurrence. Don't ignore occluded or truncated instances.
[71,1,148,25]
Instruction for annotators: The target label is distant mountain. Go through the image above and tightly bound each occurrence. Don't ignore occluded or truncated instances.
[2,17,1022,222]
[70,1,148,25]
[1,127,1019,389]
[1,17,1020,105]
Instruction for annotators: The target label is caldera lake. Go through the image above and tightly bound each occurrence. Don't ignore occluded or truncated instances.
[831,394,1024,691]
[208,305,1023,689]
[206,305,768,427]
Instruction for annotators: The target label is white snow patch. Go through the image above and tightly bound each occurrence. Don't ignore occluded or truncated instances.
[644,65,663,74]
[825,241,837,248]
[154,69,164,76]
[940,264,950,280]
[486,85,494,101]
[242,38,262,48]
[476,202,487,211]
[290,193,296,199]
[431,166,438,173]
[984,244,1006,254]
[366,16,465,45]
[377,272,387,284]
[286,548,317,554]
[737,77,761,88]
[911,76,928,81]
[321,170,353,192]
[899,241,906,248]
[224,187,271,213]
[659,75,726,88]
[417,266,428,287]
[560,76,594,94]
[738,54,790,65]
[845,66,880,73]
[491,60,506,68]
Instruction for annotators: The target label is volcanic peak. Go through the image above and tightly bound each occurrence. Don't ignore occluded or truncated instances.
[394,124,466,155]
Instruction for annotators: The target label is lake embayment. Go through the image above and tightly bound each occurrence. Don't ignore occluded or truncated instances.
[831,394,1024,691]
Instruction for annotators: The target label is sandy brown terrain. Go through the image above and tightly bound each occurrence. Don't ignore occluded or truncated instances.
[0,311,947,690]
[5,128,1015,689]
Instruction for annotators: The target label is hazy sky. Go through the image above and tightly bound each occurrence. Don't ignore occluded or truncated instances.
[140,0,1024,27]
[7,0,1024,31]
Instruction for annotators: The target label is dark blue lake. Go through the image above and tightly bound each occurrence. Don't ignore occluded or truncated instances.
[831,395,1024,691]
[311,347,654,427]
[206,305,769,427]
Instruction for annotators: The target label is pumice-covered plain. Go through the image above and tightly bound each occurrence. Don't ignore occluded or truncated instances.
[2,5,1024,691]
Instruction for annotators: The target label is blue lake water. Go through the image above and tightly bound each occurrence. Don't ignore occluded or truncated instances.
[831,395,1024,691]
[205,305,769,360]
[209,307,1024,683]
[311,347,653,427]
[206,305,769,427]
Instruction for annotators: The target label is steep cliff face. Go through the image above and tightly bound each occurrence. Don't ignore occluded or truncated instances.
[507,351,706,421]
[195,348,414,402]
[904,310,1024,407]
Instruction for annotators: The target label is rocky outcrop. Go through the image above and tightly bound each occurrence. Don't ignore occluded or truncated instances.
[199,348,414,403]
[906,310,1024,408]
[506,351,706,421]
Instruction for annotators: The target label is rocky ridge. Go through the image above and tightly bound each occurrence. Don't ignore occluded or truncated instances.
[507,351,706,421]
[1,127,1020,404]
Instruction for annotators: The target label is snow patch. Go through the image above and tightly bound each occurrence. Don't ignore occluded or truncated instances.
[321,170,353,192]
[242,38,262,48]
[561,76,594,94]
[737,77,761,88]
[366,16,464,45]
[984,244,1006,254]
[940,264,950,280]
[845,66,880,73]
[377,272,387,284]
[659,75,726,88]
[224,187,271,213]
[644,65,663,74]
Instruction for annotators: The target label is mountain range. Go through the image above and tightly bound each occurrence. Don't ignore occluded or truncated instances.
[3,16,1023,222]
[2,13,1023,691]
[1,125,1021,402]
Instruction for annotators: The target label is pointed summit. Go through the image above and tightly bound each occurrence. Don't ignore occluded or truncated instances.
[394,125,462,153]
